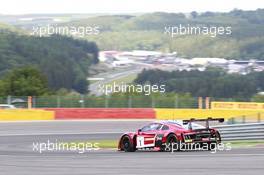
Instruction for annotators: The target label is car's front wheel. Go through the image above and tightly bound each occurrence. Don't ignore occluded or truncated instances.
[121,136,135,152]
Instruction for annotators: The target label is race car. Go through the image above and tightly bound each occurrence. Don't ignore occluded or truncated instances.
[118,118,224,152]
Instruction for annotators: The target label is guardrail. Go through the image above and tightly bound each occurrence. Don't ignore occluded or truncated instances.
[213,123,264,141]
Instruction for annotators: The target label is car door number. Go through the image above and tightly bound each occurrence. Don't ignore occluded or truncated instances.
[136,136,155,148]
[137,136,145,148]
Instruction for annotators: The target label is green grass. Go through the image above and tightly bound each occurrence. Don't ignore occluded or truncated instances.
[114,74,137,84]
[105,73,138,86]
[96,140,118,148]
[223,140,264,148]
[60,140,118,149]
[62,140,264,149]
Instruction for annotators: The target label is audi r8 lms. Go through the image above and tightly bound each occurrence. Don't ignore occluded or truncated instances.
[118,118,224,152]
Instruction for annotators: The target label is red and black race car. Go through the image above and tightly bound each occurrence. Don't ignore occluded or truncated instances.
[118,118,224,152]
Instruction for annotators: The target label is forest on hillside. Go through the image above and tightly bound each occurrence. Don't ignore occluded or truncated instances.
[0,30,99,94]
[134,68,264,99]
[65,9,264,59]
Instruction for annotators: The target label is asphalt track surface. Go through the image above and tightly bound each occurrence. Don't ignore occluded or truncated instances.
[0,120,264,175]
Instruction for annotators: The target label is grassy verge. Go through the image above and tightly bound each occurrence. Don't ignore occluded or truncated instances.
[60,140,118,149]
[96,140,118,148]
[61,140,264,149]
[106,74,138,86]
[223,140,264,148]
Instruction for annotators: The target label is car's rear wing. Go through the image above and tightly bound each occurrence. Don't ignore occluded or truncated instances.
[183,117,224,130]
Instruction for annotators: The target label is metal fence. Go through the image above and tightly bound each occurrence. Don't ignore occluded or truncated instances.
[0,95,199,108]
[214,123,264,141]
[1,95,264,110]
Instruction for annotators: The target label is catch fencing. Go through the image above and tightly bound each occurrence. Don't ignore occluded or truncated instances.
[0,95,199,108]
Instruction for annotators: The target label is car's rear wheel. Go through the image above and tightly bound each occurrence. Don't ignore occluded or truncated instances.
[215,131,221,143]
[161,134,179,152]
[122,136,135,152]
[208,131,221,150]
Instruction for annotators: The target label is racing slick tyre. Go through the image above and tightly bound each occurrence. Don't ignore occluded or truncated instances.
[121,136,135,152]
[215,131,221,143]
[207,131,222,150]
[160,134,180,152]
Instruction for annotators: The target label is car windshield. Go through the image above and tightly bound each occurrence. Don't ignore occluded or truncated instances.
[167,120,205,130]
[141,123,162,132]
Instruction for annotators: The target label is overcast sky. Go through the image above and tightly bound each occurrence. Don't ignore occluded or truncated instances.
[0,0,263,15]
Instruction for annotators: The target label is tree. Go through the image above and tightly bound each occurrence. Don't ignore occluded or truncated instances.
[0,80,7,96]
[3,66,50,96]
[191,11,198,18]
[134,69,261,99]
[73,78,89,94]
[0,33,98,93]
